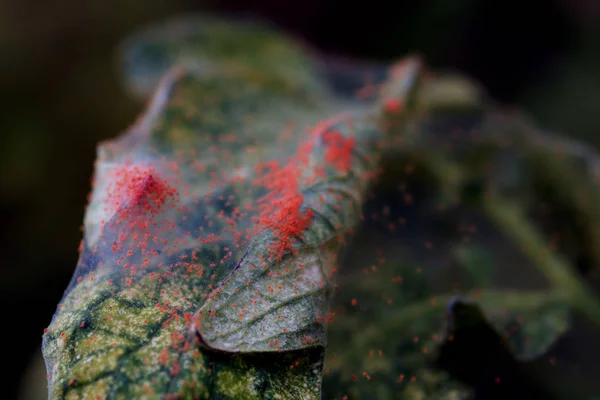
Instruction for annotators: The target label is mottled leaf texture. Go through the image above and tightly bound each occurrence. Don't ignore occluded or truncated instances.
[118,14,330,100]
[42,15,422,399]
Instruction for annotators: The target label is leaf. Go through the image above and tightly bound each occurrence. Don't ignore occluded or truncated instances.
[46,13,596,400]
[318,72,585,399]
[452,245,495,289]
[321,241,568,400]
[118,14,330,101]
[42,15,424,399]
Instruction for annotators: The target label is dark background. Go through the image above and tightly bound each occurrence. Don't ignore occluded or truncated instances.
[1,0,599,398]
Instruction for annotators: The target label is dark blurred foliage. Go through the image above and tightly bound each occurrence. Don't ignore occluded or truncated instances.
[1,0,599,398]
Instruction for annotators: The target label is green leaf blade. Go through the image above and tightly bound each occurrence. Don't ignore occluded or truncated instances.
[42,15,424,397]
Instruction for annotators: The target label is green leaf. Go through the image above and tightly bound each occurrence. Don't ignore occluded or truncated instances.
[118,14,330,101]
[45,12,594,400]
[321,246,568,400]
[42,15,424,399]
[452,245,495,289]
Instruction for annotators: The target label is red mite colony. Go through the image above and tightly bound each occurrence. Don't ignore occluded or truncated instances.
[100,117,357,267]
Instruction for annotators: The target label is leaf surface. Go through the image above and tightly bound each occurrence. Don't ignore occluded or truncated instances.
[42,15,422,399]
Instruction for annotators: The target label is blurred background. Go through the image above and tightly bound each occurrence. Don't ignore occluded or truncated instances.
[1,0,599,398]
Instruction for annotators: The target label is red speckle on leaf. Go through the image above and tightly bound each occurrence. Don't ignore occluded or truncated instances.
[322,130,355,173]
[157,349,169,365]
[384,98,403,113]
[104,164,180,230]
[170,361,180,376]
[254,158,314,261]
